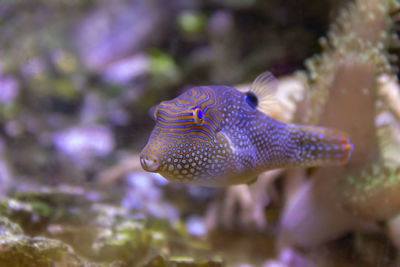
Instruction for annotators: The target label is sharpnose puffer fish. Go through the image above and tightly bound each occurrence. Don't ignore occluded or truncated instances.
[140,72,353,187]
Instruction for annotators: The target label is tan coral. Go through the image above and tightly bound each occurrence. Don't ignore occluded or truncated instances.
[304,0,396,125]
[340,75,400,221]
[280,0,400,249]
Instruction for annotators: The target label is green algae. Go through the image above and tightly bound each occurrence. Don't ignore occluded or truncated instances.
[0,216,120,267]
[178,11,207,37]
[0,186,221,267]
[144,255,223,267]
[0,216,23,236]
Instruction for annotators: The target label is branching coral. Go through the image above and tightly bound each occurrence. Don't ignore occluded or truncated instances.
[280,0,400,249]
[304,0,398,125]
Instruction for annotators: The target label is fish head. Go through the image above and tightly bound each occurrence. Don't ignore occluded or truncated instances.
[140,85,258,186]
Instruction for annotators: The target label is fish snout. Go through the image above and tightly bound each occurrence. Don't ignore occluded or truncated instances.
[140,153,160,172]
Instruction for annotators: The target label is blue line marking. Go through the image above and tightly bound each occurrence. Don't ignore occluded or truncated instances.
[198,87,210,105]
[157,116,194,123]
[205,117,218,130]
[158,110,193,118]
[210,112,221,129]
[161,129,213,139]
[194,87,201,98]
[158,104,188,113]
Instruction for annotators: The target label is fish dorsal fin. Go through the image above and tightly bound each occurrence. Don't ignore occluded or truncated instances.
[249,71,281,116]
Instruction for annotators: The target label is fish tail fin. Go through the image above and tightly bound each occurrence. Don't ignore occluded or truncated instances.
[288,124,353,167]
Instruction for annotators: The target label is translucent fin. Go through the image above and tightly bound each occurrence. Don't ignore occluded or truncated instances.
[251,71,278,95]
[249,72,281,115]
[287,124,353,167]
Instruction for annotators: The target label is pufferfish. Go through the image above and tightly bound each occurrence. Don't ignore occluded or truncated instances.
[140,72,353,187]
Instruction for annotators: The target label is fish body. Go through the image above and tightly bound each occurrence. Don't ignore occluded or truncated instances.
[140,73,353,186]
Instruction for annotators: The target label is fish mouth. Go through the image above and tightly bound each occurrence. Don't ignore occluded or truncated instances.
[139,153,160,172]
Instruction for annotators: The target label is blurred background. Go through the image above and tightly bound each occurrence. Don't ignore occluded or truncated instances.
[0,0,339,187]
[0,0,397,266]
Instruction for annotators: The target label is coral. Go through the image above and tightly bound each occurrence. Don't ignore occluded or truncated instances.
[0,185,221,266]
[0,216,117,267]
[376,74,400,167]
[0,205,222,266]
[204,169,282,231]
[280,0,400,251]
[303,0,398,125]
[143,255,223,267]
[3,0,400,265]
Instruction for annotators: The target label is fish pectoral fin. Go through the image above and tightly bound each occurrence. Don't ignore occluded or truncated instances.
[250,71,282,116]
[251,71,278,98]
[246,176,258,185]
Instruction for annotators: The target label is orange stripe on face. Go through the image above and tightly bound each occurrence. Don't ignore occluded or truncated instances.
[158,121,195,127]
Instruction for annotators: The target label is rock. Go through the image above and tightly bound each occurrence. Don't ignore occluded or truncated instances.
[0,216,115,267]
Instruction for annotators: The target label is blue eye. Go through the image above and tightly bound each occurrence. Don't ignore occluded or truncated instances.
[193,107,204,125]
[197,109,203,119]
[245,92,258,109]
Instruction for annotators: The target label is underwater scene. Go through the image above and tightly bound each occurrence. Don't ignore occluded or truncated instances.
[1,0,400,266]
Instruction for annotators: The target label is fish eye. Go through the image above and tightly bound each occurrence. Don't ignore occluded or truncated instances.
[245,91,258,109]
[193,107,204,125]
